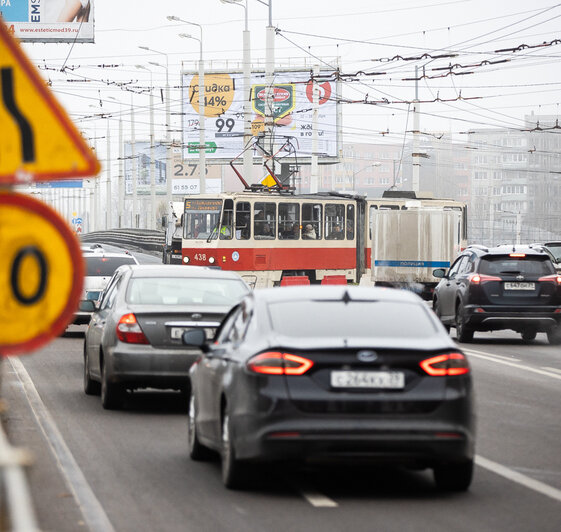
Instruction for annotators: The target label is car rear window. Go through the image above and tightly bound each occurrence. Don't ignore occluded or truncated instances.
[85,256,137,276]
[268,300,439,339]
[126,277,249,306]
[479,256,555,276]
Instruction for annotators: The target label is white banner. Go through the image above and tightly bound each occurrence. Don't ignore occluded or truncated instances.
[181,70,340,161]
[1,0,95,43]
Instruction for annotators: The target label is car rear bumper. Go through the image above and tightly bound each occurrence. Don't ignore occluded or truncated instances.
[464,305,561,331]
[230,400,475,466]
[107,346,199,390]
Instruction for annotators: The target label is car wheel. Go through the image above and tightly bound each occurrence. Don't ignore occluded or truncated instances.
[83,348,101,396]
[547,326,561,345]
[521,329,537,342]
[188,391,213,461]
[455,305,474,343]
[100,360,124,410]
[221,411,249,489]
[434,298,450,333]
[433,459,474,492]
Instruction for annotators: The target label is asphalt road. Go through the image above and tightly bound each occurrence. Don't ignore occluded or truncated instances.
[2,326,560,532]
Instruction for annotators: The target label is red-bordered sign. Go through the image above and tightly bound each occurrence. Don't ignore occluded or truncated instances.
[0,192,84,356]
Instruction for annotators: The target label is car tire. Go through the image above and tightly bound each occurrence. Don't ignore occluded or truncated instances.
[101,360,124,410]
[547,326,561,345]
[83,348,101,396]
[221,411,249,489]
[433,459,474,492]
[455,304,474,343]
[188,391,213,461]
[434,298,450,333]
[521,329,537,342]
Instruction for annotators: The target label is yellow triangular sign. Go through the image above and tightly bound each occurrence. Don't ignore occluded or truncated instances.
[261,174,276,187]
[0,18,100,184]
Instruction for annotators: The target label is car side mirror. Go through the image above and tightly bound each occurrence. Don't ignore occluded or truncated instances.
[182,328,209,352]
[433,268,447,279]
[78,299,96,312]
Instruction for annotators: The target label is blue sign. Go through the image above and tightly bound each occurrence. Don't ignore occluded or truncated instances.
[35,180,83,189]
[375,260,451,268]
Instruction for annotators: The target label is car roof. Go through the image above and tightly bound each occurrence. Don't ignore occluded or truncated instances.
[466,244,551,258]
[126,264,247,281]
[250,285,424,304]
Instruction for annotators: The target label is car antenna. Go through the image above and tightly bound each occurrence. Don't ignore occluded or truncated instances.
[342,290,351,305]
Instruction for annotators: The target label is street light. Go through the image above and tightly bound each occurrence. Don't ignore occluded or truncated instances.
[169,15,206,194]
[219,0,252,185]
[140,45,172,206]
[351,162,381,193]
[136,64,157,229]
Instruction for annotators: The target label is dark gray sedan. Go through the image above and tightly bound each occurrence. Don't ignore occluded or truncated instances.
[82,265,250,409]
[184,286,475,491]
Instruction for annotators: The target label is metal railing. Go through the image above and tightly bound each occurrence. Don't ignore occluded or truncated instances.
[80,228,165,257]
[0,417,39,531]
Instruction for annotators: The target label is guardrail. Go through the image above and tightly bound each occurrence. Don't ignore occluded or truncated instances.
[0,413,39,532]
[80,229,165,257]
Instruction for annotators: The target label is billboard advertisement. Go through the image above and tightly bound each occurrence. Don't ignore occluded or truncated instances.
[124,141,167,196]
[0,0,94,43]
[181,69,340,162]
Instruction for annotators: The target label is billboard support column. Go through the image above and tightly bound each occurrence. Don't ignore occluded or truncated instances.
[106,121,112,229]
[310,64,320,193]
[242,22,252,185]
[198,40,206,194]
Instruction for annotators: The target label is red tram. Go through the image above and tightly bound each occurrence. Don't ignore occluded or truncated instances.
[179,191,467,289]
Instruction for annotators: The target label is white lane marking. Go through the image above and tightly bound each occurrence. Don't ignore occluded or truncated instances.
[299,486,338,508]
[8,357,115,532]
[464,349,561,381]
[473,352,520,362]
[476,455,561,503]
[542,366,561,376]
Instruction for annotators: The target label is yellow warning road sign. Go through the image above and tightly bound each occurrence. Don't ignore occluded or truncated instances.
[0,191,84,356]
[0,18,100,184]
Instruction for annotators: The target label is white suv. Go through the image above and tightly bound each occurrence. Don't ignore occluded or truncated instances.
[73,247,139,325]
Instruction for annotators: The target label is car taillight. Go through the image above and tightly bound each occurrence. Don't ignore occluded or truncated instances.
[538,274,561,285]
[116,313,149,344]
[469,273,501,285]
[420,353,470,376]
[247,352,313,375]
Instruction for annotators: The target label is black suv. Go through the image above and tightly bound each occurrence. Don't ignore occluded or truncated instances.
[432,245,561,344]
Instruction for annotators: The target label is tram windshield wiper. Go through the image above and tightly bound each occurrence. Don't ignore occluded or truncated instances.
[207,221,221,243]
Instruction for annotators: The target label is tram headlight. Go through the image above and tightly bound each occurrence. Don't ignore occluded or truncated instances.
[183,256,190,264]
[208,257,216,264]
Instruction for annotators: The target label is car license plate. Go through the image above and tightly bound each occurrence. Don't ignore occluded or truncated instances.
[170,327,215,340]
[504,282,535,290]
[330,371,405,389]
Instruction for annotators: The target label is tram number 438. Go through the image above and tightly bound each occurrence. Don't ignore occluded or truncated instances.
[10,246,48,305]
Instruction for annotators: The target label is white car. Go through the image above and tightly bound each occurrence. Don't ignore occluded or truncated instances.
[73,248,139,325]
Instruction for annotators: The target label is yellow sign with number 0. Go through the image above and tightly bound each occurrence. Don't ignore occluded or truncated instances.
[0,191,83,356]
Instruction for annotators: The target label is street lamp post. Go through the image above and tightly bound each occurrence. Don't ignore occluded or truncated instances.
[220,0,252,185]
[136,65,157,229]
[351,162,381,193]
[140,45,172,206]
[170,15,206,194]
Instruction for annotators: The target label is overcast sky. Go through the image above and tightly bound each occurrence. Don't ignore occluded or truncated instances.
[18,0,561,153]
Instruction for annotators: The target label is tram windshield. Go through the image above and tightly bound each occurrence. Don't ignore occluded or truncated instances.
[183,198,223,240]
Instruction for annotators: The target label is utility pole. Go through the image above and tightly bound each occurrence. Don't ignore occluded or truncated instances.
[412,66,420,193]
[264,1,275,178]
[131,94,138,228]
[310,64,320,193]
[106,121,111,229]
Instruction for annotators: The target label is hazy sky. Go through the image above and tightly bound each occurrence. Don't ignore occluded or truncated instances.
[18,0,561,151]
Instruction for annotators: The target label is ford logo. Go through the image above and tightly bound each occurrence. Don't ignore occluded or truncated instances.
[357,350,378,362]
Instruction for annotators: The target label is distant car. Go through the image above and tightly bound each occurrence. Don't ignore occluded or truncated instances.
[183,286,475,491]
[541,242,561,273]
[433,244,561,344]
[81,265,250,410]
[73,248,139,325]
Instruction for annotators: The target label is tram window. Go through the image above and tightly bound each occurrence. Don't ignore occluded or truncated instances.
[346,204,355,240]
[279,203,300,240]
[325,204,345,240]
[302,203,322,240]
[254,202,276,239]
[235,202,251,240]
[220,199,234,240]
[368,205,378,240]
[183,198,222,240]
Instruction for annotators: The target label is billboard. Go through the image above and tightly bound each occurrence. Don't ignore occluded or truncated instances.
[0,0,95,43]
[181,69,340,162]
